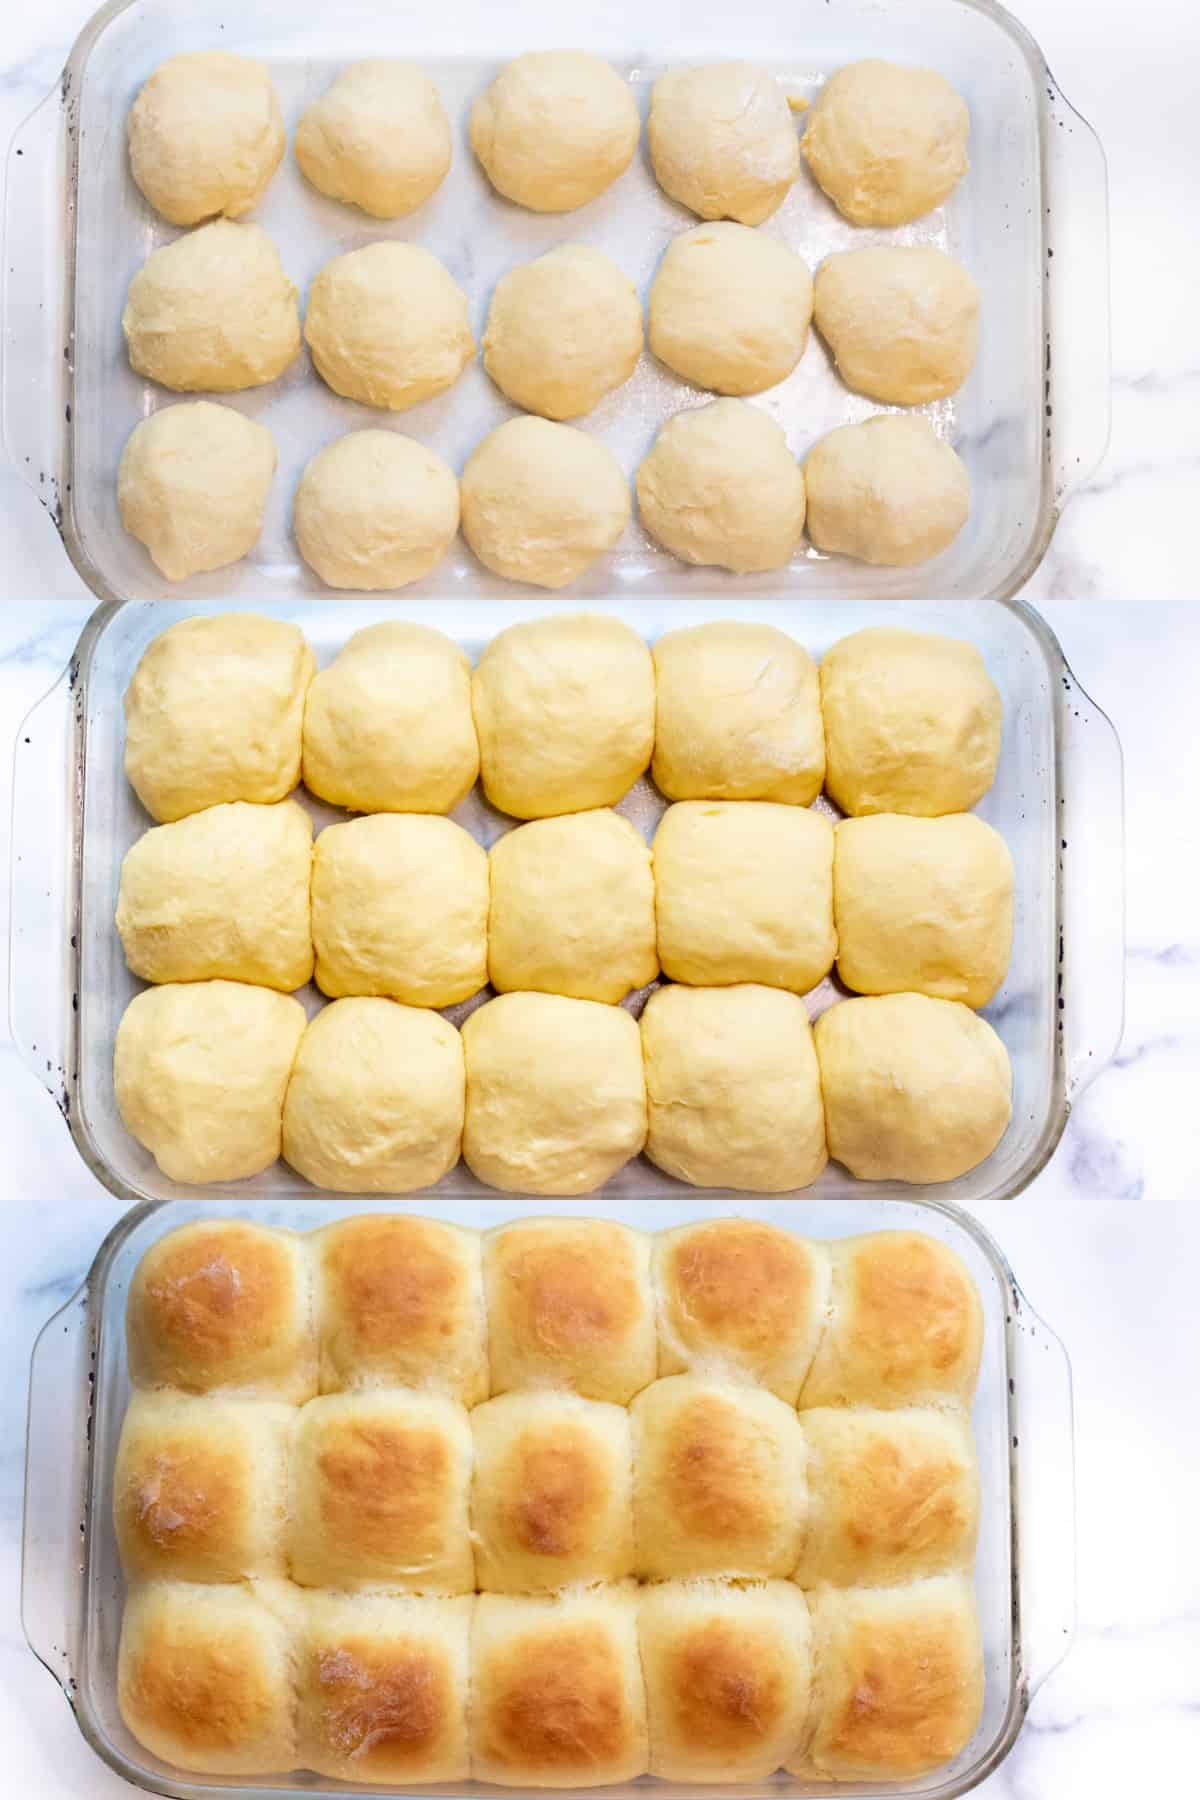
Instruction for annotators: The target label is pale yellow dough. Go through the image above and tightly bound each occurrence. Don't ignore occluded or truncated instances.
[648,62,800,226]
[804,414,969,566]
[281,997,464,1192]
[304,242,474,411]
[636,400,806,573]
[114,980,306,1184]
[641,983,827,1192]
[294,61,451,219]
[302,621,478,814]
[814,246,980,405]
[802,59,969,226]
[482,245,643,420]
[469,51,639,212]
[460,417,630,589]
[117,402,276,582]
[292,431,460,590]
[127,51,284,227]
[116,799,313,990]
[488,809,658,1004]
[649,222,813,396]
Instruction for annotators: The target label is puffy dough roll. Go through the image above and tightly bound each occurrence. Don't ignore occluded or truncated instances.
[117,401,276,582]
[813,246,980,405]
[304,241,474,410]
[123,612,314,824]
[653,1217,831,1400]
[639,1579,812,1781]
[794,1407,980,1589]
[799,1231,984,1410]
[289,1390,474,1593]
[282,999,465,1195]
[482,244,643,420]
[462,993,647,1196]
[292,430,460,591]
[115,798,313,991]
[834,813,1014,1007]
[294,61,452,220]
[114,980,306,1185]
[648,222,813,396]
[471,1391,634,1592]
[631,1375,807,1579]
[648,62,800,226]
[314,1213,486,1404]
[126,1218,317,1401]
[802,59,969,227]
[815,993,1012,1185]
[127,51,284,226]
[470,1586,648,1787]
[460,417,631,590]
[482,1216,656,1404]
[804,414,969,567]
[468,51,640,213]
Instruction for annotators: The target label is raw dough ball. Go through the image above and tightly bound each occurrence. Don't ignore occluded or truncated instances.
[482,245,643,420]
[835,813,1014,1006]
[294,61,451,219]
[814,992,1011,1183]
[469,51,639,212]
[653,800,836,992]
[123,220,300,392]
[802,59,969,226]
[649,222,813,395]
[124,613,315,823]
[461,992,647,1195]
[116,799,313,990]
[636,399,805,572]
[302,621,478,814]
[117,402,275,582]
[652,621,824,804]
[488,810,657,1004]
[304,241,474,410]
[804,415,969,565]
[472,612,654,818]
[814,246,979,405]
[311,813,488,1007]
[292,431,459,590]
[641,983,827,1191]
[127,51,284,227]
[820,626,1003,816]
[114,980,306,1184]
[460,417,630,589]
[648,62,799,225]
[281,998,464,1192]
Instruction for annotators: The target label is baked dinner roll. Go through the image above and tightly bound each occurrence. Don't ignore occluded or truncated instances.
[471,1391,634,1592]
[114,1391,293,1583]
[126,1219,317,1401]
[471,1586,648,1787]
[631,1375,807,1578]
[795,1407,979,1589]
[483,1217,656,1403]
[314,1214,486,1404]
[791,1576,984,1780]
[834,814,1014,1006]
[123,612,314,824]
[799,1232,983,1411]
[639,1579,812,1781]
[654,1218,831,1399]
[296,1590,472,1783]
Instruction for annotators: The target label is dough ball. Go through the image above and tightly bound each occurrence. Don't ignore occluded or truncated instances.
[311,813,488,1007]
[641,983,827,1192]
[482,245,643,420]
[804,414,969,566]
[820,626,1003,816]
[294,61,451,219]
[460,417,630,589]
[472,612,654,818]
[488,810,657,1004]
[648,62,800,225]
[652,620,823,804]
[802,59,969,226]
[302,621,478,814]
[814,246,979,405]
[124,612,315,823]
[293,430,459,590]
[649,222,813,395]
[123,219,300,392]
[116,799,313,990]
[814,992,1012,1183]
[469,51,639,212]
[304,241,474,411]
[282,998,464,1192]
[114,980,305,1184]
[636,399,805,572]
[117,401,275,582]
[127,51,284,227]
[834,813,1014,1006]
[653,800,836,992]
[461,992,647,1195]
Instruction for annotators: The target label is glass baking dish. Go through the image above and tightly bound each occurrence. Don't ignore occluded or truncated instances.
[1,0,1108,603]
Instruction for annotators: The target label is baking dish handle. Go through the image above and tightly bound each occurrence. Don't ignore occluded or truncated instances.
[1010,1282,1076,1701]
[9,661,77,1099]
[23,1281,92,1690]
[2,79,70,496]
[1058,668,1125,1100]
[1043,79,1111,506]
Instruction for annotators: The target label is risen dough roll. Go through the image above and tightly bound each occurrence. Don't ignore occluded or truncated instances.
[118,402,275,581]
[648,62,800,225]
[802,59,970,226]
[469,51,639,212]
[482,245,643,420]
[127,51,284,226]
[804,414,969,566]
[460,417,630,589]
[304,241,474,410]
[814,246,980,405]
[295,61,451,218]
[636,400,806,572]
[293,431,460,590]
[649,222,813,396]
